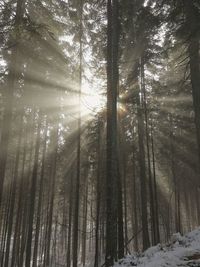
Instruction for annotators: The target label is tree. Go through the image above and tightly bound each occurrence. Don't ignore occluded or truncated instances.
[0,0,26,207]
[105,0,124,265]
[0,1,199,266]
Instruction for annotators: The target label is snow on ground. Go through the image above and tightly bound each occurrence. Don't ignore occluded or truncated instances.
[115,228,200,267]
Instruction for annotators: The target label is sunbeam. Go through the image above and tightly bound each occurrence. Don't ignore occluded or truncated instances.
[0,0,199,266]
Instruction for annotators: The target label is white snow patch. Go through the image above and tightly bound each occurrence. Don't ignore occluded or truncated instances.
[115,227,200,267]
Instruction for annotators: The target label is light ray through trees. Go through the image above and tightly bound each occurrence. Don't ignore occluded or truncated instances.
[0,0,200,266]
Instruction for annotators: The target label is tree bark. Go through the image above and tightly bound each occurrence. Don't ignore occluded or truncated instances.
[4,113,23,267]
[137,76,150,250]
[45,127,58,267]
[25,112,42,267]
[150,122,160,243]
[184,0,200,162]
[72,1,83,266]
[32,117,48,267]
[106,0,123,265]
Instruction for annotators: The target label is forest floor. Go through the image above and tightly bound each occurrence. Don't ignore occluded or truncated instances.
[115,228,200,267]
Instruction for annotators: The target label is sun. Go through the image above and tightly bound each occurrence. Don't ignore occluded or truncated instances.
[80,83,127,118]
[81,84,105,116]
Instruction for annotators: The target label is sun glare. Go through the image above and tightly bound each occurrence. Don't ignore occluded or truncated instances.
[80,85,127,118]
[81,84,105,116]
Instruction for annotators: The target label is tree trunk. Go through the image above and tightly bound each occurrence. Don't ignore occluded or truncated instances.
[105,0,122,265]
[4,113,23,267]
[141,60,156,245]
[19,110,35,266]
[132,141,138,251]
[11,115,28,267]
[32,117,48,267]
[45,127,58,267]
[72,1,83,266]
[67,172,74,267]
[81,183,88,267]
[170,116,181,234]
[137,80,150,250]
[94,117,102,267]
[150,122,160,244]
[25,112,42,267]
[184,0,200,162]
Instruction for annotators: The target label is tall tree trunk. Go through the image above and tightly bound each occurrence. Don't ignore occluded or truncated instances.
[94,182,100,267]
[11,115,28,267]
[106,0,116,264]
[0,182,13,266]
[81,183,88,267]
[25,112,42,267]
[32,118,48,267]
[137,78,150,250]
[94,118,102,267]
[184,0,200,161]
[19,110,35,266]
[150,122,160,244]
[67,172,73,267]
[132,141,138,251]
[45,127,58,267]
[117,161,124,259]
[123,159,128,254]
[105,0,122,265]
[4,113,23,267]
[141,60,156,245]
[72,1,83,267]
[43,189,51,267]
[170,116,181,233]
[189,37,200,160]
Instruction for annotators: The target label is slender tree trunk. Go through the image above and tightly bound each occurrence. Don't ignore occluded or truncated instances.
[81,183,88,267]
[67,173,73,267]
[117,162,124,259]
[4,113,23,267]
[72,2,83,266]
[196,187,200,225]
[184,188,191,231]
[43,189,51,267]
[132,141,138,251]
[150,123,160,243]
[0,182,13,266]
[123,159,128,254]
[137,80,150,250]
[94,118,102,267]
[94,185,100,267]
[189,37,200,159]
[25,112,42,267]
[32,118,48,267]
[141,60,156,245]
[45,127,58,267]
[170,116,181,233]
[19,110,35,266]
[11,115,28,267]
